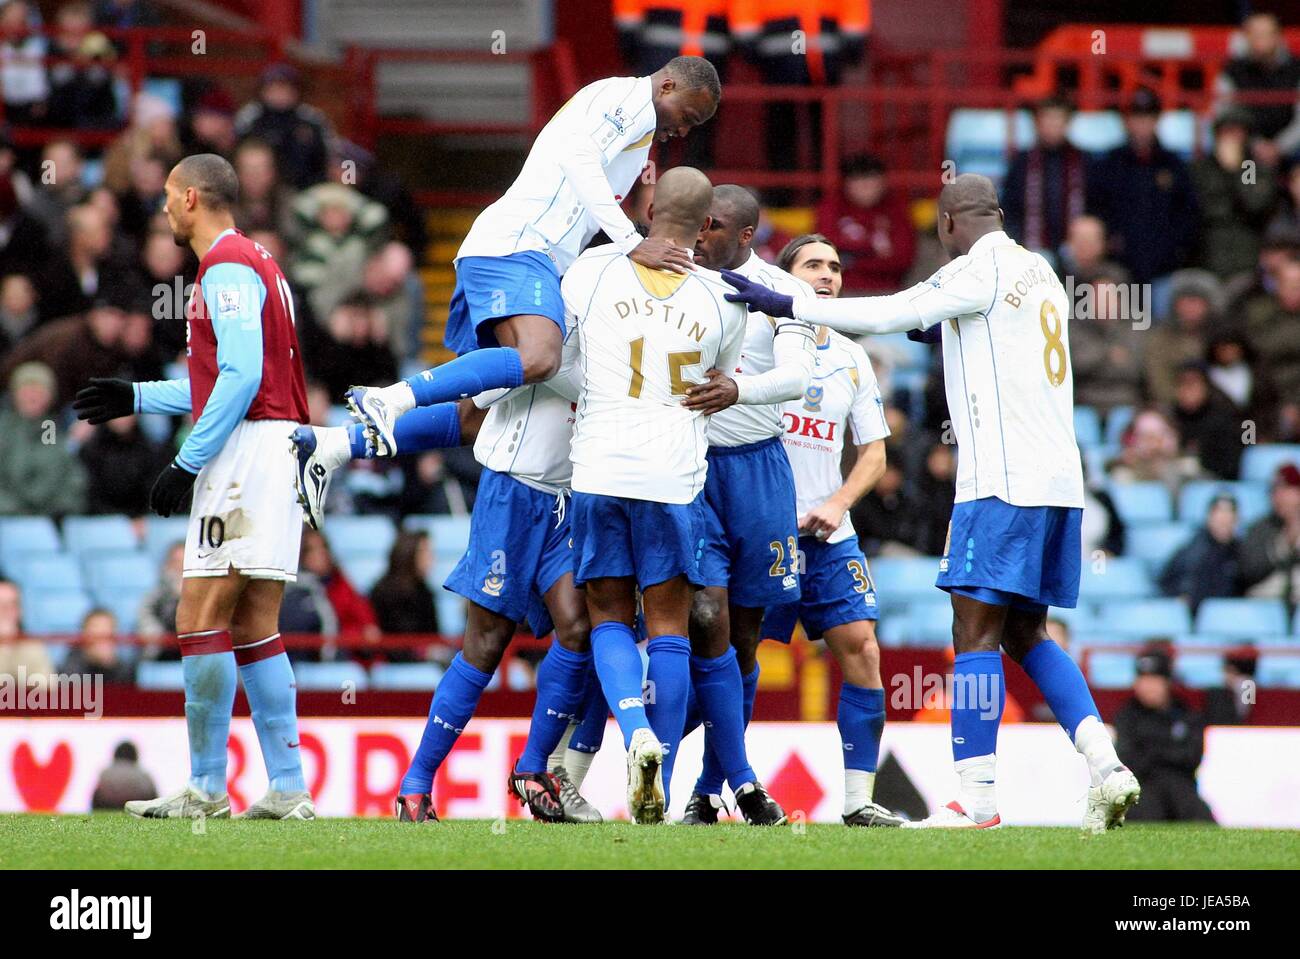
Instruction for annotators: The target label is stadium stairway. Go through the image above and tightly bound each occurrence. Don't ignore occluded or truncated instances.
[419,207,477,367]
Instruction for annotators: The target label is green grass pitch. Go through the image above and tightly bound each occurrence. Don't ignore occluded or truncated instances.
[1,815,1296,869]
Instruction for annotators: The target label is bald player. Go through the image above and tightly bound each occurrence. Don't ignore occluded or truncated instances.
[561,167,776,824]
[74,154,313,820]
[722,173,1141,832]
[345,57,721,458]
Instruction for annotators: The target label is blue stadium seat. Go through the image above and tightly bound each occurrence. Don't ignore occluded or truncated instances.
[142,516,188,564]
[1067,111,1126,153]
[945,109,1034,184]
[1082,445,1118,483]
[1108,481,1173,523]
[336,554,388,593]
[1097,598,1192,637]
[1294,607,1300,636]
[1195,598,1288,637]
[62,516,139,559]
[1078,557,1152,599]
[437,592,467,636]
[428,515,473,556]
[1088,651,1137,687]
[1049,602,1096,634]
[1074,406,1103,448]
[1071,630,1133,649]
[325,515,397,559]
[96,590,145,633]
[22,588,93,634]
[84,552,156,594]
[1256,654,1300,689]
[1156,110,1200,157]
[12,554,84,593]
[868,557,942,604]
[1174,651,1223,688]
[369,662,445,691]
[1104,406,1135,446]
[898,601,954,648]
[291,661,369,692]
[1170,632,1228,650]
[136,660,186,691]
[0,516,61,568]
[1125,521,1195,572]
[1177,480,1269,528]
[1254,634,1298,647]
[1239,444,1300,484]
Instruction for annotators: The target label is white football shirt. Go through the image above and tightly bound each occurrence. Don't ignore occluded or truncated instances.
[795,231,1084,508]
[457,75,655,273]
[562,246,747,504]
[707,250,817,447]
[472,385,576,495]
[782,330,890,544]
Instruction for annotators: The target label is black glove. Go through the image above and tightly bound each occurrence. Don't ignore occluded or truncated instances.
[72,377,135,424]
[720,269,796,318]
[907,326,942,344]
[149,461,197,518]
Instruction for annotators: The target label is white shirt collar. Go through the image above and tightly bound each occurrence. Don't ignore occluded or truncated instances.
[967,230,1014,257]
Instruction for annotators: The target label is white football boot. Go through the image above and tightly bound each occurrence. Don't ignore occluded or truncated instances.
[1082,766,1141,835]
[626,728,665,825]
[903,799,1001,829]
[239,790,317,820]
[125,786,231,820]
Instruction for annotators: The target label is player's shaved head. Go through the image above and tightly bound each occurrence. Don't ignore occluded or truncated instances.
[938,174,1000,221]
[936,173,1004,256]
[170,153,239,212]
[664,56,721,103]
[648,166,714,240]
[712,184,760,231]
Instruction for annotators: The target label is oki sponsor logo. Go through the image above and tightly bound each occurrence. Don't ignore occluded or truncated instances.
[782,413,837,441]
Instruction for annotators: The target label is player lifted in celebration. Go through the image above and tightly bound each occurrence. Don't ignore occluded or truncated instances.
[722,174,1140,832]
[675,185,815,825]
[345,57,721,455]
[73,155,313,820]
[760,234,902,827]
[563,167,762,824]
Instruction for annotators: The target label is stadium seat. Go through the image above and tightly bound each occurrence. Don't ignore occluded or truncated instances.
[944,109,1034,184]
[1170,632,1228,650]
[0,516,61,566]
[369,662,445,691]
[1294,606,1300,636]
[1125,521,1194,572]
[1087,651,1137,687]
[1082,445,1118,483]
[1104,406,1135,446]
[1195,598,1288,637]
[136,660,186,691]
[436,592,468,636]
[1173,651,1223,688]
[84,552,156,595]
[868,557,942,605]
[96,590,145,633]
[1070,630,1131,649]
[1067,111,1126,153]
[1239,444,1300,484]
[325,516,397,559]
[899,601,955,648]
[1177,480,1263,529]
[291,661,369,692]
[1073,406,1102,448]
[336,554,388,594]
[1108,481,1173,524]
[62,516,139,559]
[1049,603,1096,634]
[12,555,84,593]
[1096,598,1192,638]
[1077,557,1152,599]
[1156,110,1200,157]
[143,516,188,564]
[1253,634,1298,648]
[429,515,473,556]
[1257,654,1300,688]
[22,588,93,634]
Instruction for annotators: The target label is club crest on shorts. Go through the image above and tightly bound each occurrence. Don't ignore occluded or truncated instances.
[802,383,825,413]
[482,573,504,597]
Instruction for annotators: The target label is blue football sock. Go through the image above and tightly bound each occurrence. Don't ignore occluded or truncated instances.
[517,644,592,773]
[400,653,493,794]
[570,665,609,754]
[696,661,758,795]
[236,636,306,793]
[838,683,885,773]
[406,348,524,407]
[591,621,650,749]
[690,649,756,791]
[178,630,237,797]
[681,682,701,740]
[347,423,371,459]
[951,651,1005,762]
[645,635,691,801]
[1021,639,1101,739]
